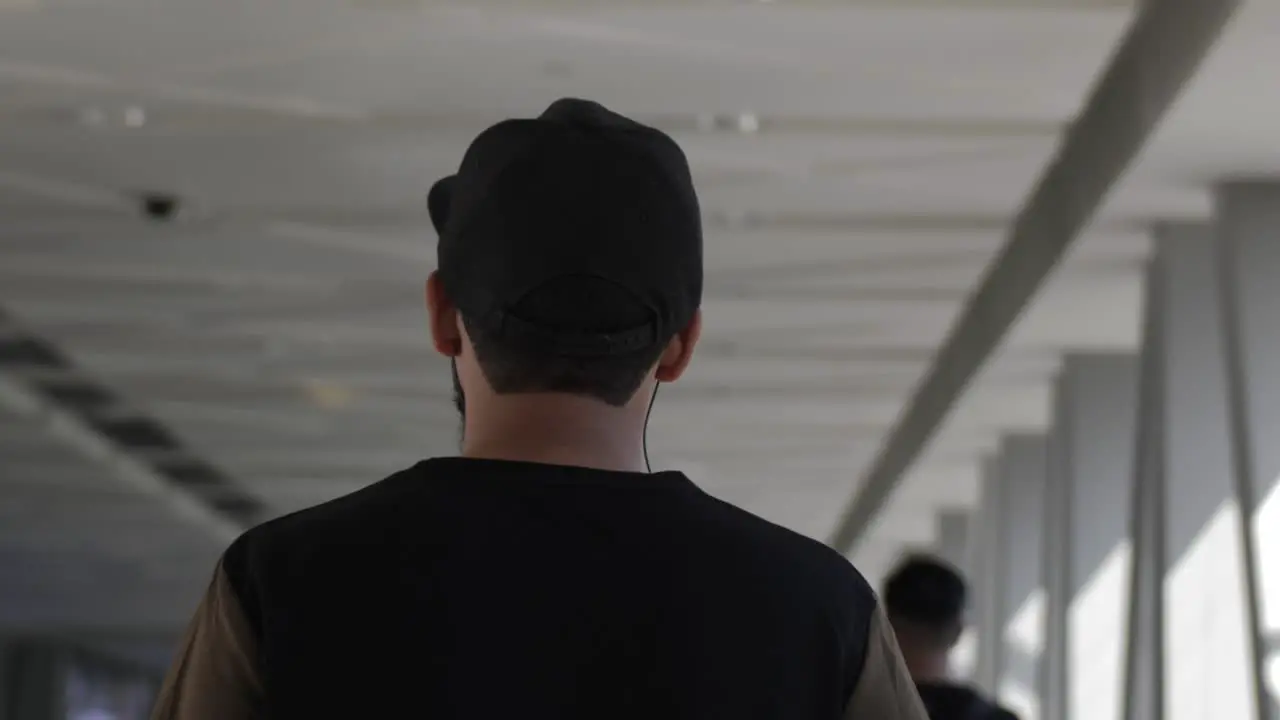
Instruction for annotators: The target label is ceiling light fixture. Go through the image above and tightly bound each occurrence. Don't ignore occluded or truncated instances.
[75,105,148,129]
[696,113,761,134]
[122,106,147,128]
[78,107,107,127]
[302,378,354,410]
[711,209,754,228]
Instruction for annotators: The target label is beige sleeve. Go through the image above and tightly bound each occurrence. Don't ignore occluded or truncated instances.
[843,601,930,720]
[151,561,264,720]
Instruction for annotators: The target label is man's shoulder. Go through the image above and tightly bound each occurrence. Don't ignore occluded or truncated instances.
[259,462,420,529]
[223,462,425,578]
[692,491,876,601]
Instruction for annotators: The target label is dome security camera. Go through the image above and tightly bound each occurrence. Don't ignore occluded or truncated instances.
[139,192,181,222]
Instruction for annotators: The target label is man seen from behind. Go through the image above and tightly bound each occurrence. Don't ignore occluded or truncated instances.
[884,555,1019,720]
[151,98,928,720]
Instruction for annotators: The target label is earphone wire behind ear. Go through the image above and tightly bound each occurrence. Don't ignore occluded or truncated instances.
[642,382,659,473]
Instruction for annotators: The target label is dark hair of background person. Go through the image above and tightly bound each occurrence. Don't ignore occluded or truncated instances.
[883,554,968,650]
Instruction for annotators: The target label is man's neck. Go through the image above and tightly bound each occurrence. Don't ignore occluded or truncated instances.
[462,438,648,473]
[461,395,649,473]
[903,651,952,684]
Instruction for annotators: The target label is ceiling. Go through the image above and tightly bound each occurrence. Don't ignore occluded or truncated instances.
[1,0,1268,659]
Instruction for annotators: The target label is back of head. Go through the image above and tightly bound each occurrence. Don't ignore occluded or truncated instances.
[463,277,667,406]
[429,98,703,409]
[883,554,968,650]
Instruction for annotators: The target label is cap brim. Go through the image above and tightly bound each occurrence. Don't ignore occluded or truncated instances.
[427,176,455,235]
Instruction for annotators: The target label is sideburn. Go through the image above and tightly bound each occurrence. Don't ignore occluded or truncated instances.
[451,359,466,448]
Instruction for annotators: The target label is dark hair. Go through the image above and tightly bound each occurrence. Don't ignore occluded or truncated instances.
[884,555,968,648]
[463,314,667,407]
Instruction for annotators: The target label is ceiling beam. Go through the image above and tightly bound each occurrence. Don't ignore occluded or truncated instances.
[826,0,1241,553]
[0,316,266,541]
[0,376,240,545]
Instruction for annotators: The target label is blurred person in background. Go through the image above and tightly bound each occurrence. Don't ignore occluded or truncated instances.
[884,555,1019,720]
[150,98,928,720]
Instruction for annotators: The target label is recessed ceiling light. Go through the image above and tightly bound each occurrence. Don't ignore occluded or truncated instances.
[301,378,354,410]
[123,106,147,128]
[713,210,752,228]
[78,107,107,127]
[696,113,761,134]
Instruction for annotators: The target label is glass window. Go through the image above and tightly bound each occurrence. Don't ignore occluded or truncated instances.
[1000,588,1044,720]
[1254,477,1280,709]
[1067,541,1130,720]
[1165,500,1255,720]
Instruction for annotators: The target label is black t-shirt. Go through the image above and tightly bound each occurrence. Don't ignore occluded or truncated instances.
[152,458,930,720]
[916,681,1020,720]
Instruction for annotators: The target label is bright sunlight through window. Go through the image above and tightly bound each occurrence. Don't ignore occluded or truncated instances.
[1254,476,1280,705]
[1001,589,1044,720]
[1165,500,1254,720]
[1068,541,1130,720]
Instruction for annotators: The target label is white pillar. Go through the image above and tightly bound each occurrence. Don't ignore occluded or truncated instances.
[935,509,978,682]
[1215,182,1280,720]
[936,511,971,574]
[1040,371,1072,720]
[997,435,1049,720]
[1152,224,1258,720]
[1122,255,1167,720]
[973,456,1007,695]
[1065,355,1139,720]
[1040,355,1139,720]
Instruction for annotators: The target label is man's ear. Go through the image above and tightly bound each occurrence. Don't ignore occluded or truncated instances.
[655,310,701,383]
[426,272,463,358]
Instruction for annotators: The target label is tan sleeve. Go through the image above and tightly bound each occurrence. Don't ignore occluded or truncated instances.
[843,601,930,720]
[152,561,264,720]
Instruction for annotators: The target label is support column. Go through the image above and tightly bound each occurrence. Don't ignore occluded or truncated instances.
[1215,182,1280,720]
[1152,224,1258,720]
[997,435,1049,720]
[1040,355,1140,720]
[935,511,971,575]
[1040,374,1071,720]
[1122,254,1167,720]
[935,509,978,682]
[973,456,1007,695]
[1068,355,1139,720]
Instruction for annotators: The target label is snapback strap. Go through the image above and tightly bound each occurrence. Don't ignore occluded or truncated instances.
[484,309,657,357]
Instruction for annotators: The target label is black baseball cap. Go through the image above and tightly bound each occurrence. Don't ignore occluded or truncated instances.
[428,98,703,357]
[883,555,968,627]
